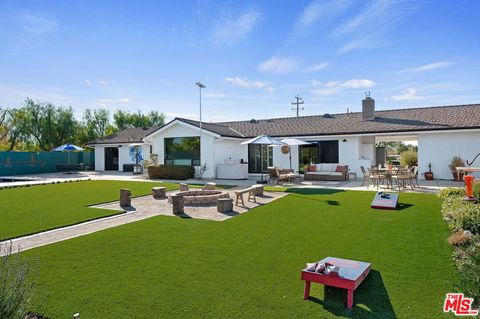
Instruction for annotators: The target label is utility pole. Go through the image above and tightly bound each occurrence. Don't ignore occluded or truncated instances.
[291,95,304,117]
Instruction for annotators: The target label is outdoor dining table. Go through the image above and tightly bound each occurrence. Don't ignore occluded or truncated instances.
[377,167,398,189]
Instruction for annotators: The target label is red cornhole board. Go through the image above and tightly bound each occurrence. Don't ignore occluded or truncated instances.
[301,257,371,309]
[371,192,399,210]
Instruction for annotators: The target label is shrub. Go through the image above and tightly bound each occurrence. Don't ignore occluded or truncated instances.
[448,231,472,246]
[438,187,464,200]
[400,149,418,166]
[453,237,480,307]
[441,195,480,234]
[147,165,194,180]
[449,155,466,173]
[0,244,36,319]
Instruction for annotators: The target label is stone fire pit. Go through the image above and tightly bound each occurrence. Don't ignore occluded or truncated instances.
[175,190,230,206]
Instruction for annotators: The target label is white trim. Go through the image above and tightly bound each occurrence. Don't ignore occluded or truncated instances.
[143,119,221,141]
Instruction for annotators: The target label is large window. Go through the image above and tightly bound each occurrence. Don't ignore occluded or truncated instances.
[164,137,200,166]
[248,144,273,173]
[299,140,339,171]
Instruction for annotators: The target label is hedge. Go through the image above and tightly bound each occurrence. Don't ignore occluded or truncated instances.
[147,165,195,180]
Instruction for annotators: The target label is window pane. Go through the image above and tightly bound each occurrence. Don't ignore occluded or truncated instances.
[320,141,339,163]
[164,137,200,166]
[248,144,272,173]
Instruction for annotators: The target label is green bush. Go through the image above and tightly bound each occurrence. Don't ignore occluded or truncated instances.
[453,237,480,307]
[0,245,36,319]
[441,195,480,234]
[400,149,418,166]
[438,187,464,200]
[147,165,194,180]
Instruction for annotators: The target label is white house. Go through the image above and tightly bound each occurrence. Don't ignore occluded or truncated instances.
[88,97,480,180]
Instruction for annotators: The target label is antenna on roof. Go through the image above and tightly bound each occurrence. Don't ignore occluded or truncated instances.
[291,95,304,117]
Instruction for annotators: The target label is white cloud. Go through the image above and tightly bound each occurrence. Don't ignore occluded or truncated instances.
[84,80,92,86]
[16,13,58,35]
[297,0,353,29]
[97,98,131,107]
[331,0,424,53]
[212,9,262,46]
[258,56,299,74]
[390,88,424,101]
[403,61,454,73]
[99,80,107,85]
[311,78,375,95]
[342,79,375,89]
[225,77,274,92]
[303,62,329,73]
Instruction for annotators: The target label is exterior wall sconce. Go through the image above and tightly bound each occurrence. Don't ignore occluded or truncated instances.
[342,139,347,142]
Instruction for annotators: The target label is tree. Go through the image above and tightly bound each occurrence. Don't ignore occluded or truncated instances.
[22,98,79,150]
[113,110,165,130]
[82,108,111,141]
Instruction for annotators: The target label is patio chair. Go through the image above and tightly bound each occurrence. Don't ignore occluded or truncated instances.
[368,168,386,189]
[360,166,369,186]
[409,166,419,187]
[267,167,290,185]
[391,168,414,191]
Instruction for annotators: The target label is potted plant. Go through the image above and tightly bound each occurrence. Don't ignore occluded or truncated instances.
[449,156,466,181]
[424,162,434,180]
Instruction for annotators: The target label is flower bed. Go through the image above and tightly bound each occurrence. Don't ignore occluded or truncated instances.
[439,188,480,306]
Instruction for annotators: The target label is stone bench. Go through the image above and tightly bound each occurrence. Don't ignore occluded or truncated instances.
[120,188,131,207]
[171,195,184,215]
[217,198,233,213]
[152,186,167,199]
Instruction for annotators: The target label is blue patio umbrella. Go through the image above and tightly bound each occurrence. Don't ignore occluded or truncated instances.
[51,143,84,165]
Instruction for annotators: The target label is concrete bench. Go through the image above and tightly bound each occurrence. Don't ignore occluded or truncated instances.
[202,182,216,190]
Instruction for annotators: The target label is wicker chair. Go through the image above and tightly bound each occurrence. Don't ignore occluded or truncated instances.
[391,168,414,190]
[368,168,386,189]
[267,167,290,185]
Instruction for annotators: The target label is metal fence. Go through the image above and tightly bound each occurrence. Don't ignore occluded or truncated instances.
[0,151,94,176]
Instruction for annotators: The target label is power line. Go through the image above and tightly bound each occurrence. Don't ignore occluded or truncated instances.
[291,95,304,117]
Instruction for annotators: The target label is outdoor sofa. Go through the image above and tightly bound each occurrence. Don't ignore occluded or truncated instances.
[304,163,348,181]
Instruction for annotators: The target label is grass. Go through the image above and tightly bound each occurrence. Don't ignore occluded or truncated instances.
[21,187,456,318]
[0,180,180,240]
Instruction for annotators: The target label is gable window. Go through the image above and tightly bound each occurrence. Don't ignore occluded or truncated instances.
[164,136,200,166]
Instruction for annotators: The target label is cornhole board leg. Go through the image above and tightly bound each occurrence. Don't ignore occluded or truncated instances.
[304,281,311,300]
[347,289,353,309]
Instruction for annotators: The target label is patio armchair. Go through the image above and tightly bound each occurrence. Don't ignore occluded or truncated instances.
[267,167,290,185]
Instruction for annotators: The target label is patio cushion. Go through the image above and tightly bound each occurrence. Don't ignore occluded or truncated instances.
[308,165,316,172]
[335,165,344,172]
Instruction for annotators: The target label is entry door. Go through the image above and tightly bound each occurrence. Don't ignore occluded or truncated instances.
[104,147,119,170]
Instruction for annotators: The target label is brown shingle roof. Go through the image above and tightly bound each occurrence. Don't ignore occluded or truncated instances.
[87,126,160,145]
[182,103,480,138]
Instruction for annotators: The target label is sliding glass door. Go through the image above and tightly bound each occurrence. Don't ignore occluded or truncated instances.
[248,144,273,173]
[299,140,339,171]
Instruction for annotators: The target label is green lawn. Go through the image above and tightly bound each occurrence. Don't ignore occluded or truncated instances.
[0,180,180,240]
[22,188,456,318]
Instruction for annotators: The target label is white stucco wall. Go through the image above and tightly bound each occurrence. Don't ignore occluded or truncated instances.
[94,146,105,171]
[418,130,480,180]
[147,123,217,178]
[214,139,248,164]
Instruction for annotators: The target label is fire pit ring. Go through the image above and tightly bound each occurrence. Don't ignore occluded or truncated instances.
[175,190,230,206]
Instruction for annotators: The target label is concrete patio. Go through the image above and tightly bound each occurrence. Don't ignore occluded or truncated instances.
[0,170,464,193]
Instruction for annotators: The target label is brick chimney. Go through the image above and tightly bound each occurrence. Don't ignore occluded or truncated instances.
[362,93,375,120]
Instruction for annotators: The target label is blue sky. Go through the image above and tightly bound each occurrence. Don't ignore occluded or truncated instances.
[0,0,479,122]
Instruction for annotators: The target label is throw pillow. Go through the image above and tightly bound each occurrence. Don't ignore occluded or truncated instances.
[309,165,316,172]
[335,165,344,172]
